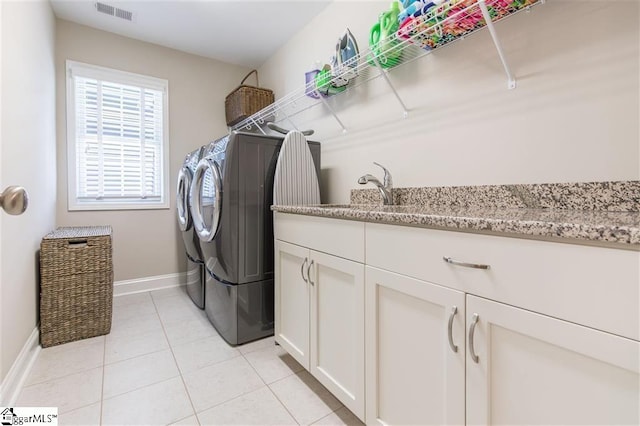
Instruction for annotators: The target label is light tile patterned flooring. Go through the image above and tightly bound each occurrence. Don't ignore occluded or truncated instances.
[17,287,364,426]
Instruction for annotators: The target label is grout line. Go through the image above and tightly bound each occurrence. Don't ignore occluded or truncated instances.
[98,376,185,420]
[192,385,267,418]
[55,400,100,417]
[174,351,244,378]
[263,384,301,425]
[153,297,242,368]
[19,343,104,416]
[151,291,200,423]
[241,350,301,425]
[149,288,189,303]
[235,336,274,356]
[157,291,270,418]
[241,344,303,386]
[20,339,106,388]
[101,369,182,403]
[151,288,300,424]
[241,348,269,389]
[265,368,350,425]
[166,332,220,350]
[267,368,303,387]
[102,339,168,367]
[22,362,105,387]
[171,413,200,425]
[183,356,265,416]
[110,311,161,330]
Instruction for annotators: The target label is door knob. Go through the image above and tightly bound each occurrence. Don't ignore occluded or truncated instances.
[0,186,29,215]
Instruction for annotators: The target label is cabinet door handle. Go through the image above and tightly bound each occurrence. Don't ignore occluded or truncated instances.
[307,260,315,286]
[448,306,458,353]
[443,256,490,270]
[301,257,308,283]
[468,313,480,363]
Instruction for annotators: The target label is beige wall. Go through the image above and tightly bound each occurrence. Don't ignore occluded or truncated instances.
[258,0,640,203]
[1,0,56,383]
[55,20,250,281]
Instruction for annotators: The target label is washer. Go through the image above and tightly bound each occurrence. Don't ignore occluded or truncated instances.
[189,131,320,345]
[176,147,206,309]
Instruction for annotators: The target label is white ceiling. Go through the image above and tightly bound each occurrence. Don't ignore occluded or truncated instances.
[50,0,331,68]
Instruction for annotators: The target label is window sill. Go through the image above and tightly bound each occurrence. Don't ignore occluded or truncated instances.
[68,200,170,212]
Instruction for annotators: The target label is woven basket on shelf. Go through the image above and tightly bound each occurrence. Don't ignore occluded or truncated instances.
[225,69,274,127]
[39,226,113,348]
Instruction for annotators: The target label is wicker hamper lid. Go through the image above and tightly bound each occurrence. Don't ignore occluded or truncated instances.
[43,226,112,240]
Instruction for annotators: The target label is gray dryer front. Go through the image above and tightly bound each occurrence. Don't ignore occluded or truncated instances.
[189,131,321,345]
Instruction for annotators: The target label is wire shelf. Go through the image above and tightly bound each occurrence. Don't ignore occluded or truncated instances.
[231,0,542,135]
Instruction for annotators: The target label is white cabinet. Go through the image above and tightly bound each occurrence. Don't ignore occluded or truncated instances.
[366,222,640,341]
[365,267,465,426]
[466,295,639,425]
[365,222,639,425]
[274,214,366,420]
[309,250,364,419]
[274,240,310,368]
[275,213,640,425]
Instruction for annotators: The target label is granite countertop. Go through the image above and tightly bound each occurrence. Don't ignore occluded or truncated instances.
[271,181,640,248]
[271,204,640,247]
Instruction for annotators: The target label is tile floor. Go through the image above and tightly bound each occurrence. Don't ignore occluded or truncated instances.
[17,286,364,426]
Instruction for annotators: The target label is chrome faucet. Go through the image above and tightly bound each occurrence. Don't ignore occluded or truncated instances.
[358,162,393,205]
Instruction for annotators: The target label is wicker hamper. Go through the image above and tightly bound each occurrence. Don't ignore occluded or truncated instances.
[39,226,113,347]
[225,69,274,126]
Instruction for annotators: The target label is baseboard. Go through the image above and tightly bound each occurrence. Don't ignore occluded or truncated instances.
[0,274,187,403]
[113,272,186,297]
[0,327,41,406]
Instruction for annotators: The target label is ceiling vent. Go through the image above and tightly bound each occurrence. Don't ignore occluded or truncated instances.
[95,2,133,21]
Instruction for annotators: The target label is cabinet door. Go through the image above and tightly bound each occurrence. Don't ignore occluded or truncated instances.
[466,295,640,425]
[365,267,466,426]
[274,240,310,369]
[309,250,365,420]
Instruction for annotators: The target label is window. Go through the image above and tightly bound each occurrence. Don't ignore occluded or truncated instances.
[66,60,169,210]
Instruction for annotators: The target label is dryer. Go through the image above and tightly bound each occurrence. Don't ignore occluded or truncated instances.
[189,131,320,345]
[176,147,206,308]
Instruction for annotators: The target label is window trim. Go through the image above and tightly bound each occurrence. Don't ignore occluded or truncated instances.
[66,60,170,211]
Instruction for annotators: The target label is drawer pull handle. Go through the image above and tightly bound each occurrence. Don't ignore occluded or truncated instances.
[443,256,490,270]
[448,306,458,353]
[469,313,480,363]
[307,260,315,286]
[301,258,308,283]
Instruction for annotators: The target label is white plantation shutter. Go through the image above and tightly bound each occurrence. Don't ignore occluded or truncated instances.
[67,61,169,210]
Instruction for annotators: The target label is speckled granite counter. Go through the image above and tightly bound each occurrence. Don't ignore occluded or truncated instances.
[272,181,640,248]
[351,181,640,212]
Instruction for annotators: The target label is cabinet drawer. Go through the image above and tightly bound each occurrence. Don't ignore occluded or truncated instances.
[366,223,640,341]
[274,212,365,262]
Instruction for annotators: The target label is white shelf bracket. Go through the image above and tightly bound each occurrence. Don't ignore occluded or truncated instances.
[249,117,267,135]
[315,90,347,133]
[370,55,409,116]
[478,0,517,89]
[279,108,301,132]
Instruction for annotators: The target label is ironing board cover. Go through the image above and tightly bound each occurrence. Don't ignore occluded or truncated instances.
[273,131,321,206]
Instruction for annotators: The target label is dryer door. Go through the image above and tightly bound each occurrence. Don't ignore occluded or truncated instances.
[190,157,222,242]
[176,166,192,232]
